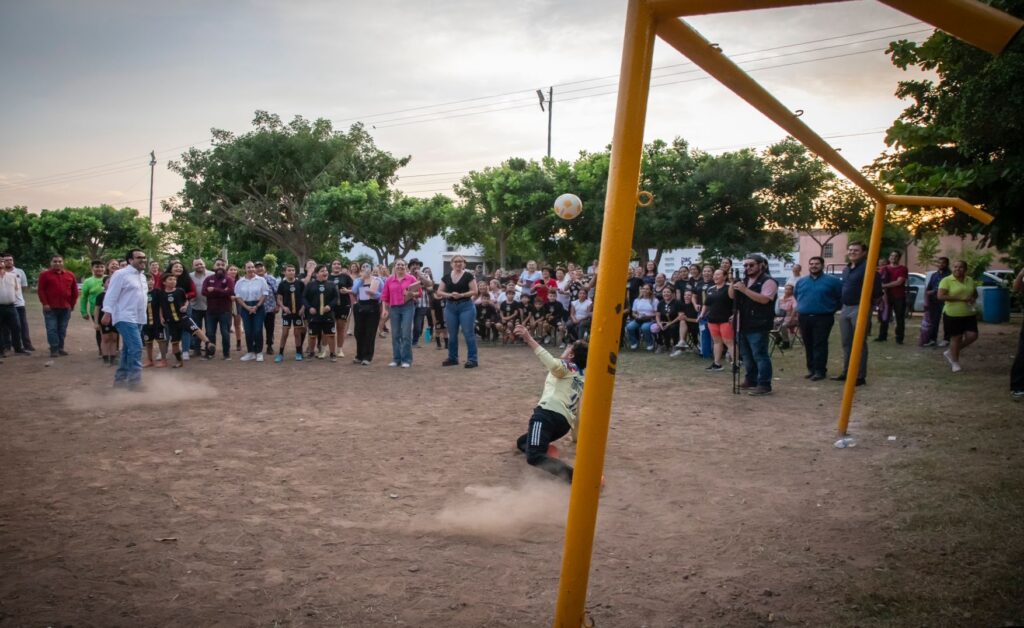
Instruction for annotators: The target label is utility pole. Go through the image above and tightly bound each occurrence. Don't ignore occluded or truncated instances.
[536,87,553,158]
[148,150,157,223]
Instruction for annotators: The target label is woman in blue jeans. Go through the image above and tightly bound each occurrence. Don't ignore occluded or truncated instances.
[380,259,421,367]
[626,283,657,350]
[232,261,268,362]
[437,255,479,368]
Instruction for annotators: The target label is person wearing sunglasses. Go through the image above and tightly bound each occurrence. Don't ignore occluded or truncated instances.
[729,255,779,396]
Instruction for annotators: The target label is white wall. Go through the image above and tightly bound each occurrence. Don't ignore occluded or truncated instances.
[652,246,800,283]
[344,235,484,275]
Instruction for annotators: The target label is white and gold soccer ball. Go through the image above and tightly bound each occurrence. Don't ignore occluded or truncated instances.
[553,193,583,220]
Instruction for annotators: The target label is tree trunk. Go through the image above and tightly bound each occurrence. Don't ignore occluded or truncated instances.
[652,248,663,269]
[498,232,508,269]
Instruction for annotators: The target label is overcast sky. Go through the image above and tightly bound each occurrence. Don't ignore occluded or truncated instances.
[0,0,933,217]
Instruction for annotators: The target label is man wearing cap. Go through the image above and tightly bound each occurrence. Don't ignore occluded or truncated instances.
[730,254,779,396]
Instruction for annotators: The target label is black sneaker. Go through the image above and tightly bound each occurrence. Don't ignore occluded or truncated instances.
[464,361,478,369]
[442,359,459,367]
[706,363,723,372]
[1012,390,1024,401]
[748,386,772,396]
[57,350,69,356]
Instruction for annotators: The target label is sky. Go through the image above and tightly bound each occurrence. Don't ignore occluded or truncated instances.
[0,0,933,219]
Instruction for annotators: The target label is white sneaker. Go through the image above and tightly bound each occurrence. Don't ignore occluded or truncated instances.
[240,352,255,361]
[400,363,411,368]
[670,349,683,358]
[182,352,190,361]
[388,361,398,367]
[629,343,638,350]
[942,350,954,366]
[937,340,949,347]
[256,352,264,362]
[951,362,962,373]
[559,343,566,349]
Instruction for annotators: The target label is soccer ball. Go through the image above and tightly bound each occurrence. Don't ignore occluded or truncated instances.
[553,193,583,220]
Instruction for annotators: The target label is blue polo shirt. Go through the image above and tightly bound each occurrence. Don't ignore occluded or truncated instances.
[841,261,883,306]
[794,273,842,315]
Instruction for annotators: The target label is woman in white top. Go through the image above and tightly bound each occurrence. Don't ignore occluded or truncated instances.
[626,283,657,350]
[352,263,383,365]
[232,261,269,361]
[565,287,593,345]
[555,268,573,311]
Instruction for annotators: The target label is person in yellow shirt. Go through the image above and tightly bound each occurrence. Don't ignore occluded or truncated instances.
[937,260,978,373]
[513,324,588,483]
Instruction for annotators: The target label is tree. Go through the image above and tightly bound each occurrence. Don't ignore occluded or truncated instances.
[155,215,224,263]
[310,182,453,265]
[168,111,410,266]
[0,206,47,277]
[916,231,942,267]
[633,139,700,267]
[28,205,156,261]
[687,149,795,259]
[874,1,1024,247]
[448,158,553,268]
[761,138,835,229]
[791,179,872,257]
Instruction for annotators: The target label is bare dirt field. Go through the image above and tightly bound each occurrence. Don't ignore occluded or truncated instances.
[2,305,1022,627]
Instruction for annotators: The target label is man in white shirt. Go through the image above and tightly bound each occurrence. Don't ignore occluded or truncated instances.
[101,249,149,389]
[2,253,33,351]
[0,261,27,356]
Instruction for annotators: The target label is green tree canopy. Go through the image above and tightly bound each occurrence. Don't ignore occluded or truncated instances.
[310,182,453,265]
[874,0,1024,247]
[448,157,553,268]
[168,111,410,265]
[28,205,155,261]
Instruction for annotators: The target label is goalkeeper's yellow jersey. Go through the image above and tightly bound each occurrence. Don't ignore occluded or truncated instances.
[533,346,585,437]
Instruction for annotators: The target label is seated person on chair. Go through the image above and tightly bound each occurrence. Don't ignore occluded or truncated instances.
[774,283,799,348]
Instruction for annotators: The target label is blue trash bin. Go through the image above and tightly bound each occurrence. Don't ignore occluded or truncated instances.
[980,286,1010,323]
[699,321,712,358]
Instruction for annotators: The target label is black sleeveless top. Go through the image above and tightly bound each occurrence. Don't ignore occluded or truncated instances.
[442,271,475,302]
[703,284,733,324]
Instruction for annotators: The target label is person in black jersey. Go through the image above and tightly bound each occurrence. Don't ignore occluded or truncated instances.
[679,289,701,352]
[539,289,566,345]
[275,264,305,362]
[328,259,353,356]
[303,264,340,362]
[142,275,164,367]
[426,271,448,350]
[436,255,479,368]
[158,274,189,368]
[655,285,683,354]
[92,276,119,365]
[518,293,537,341]
[475,292,499,342]
[497,286,521,344]
[699,269,734,372]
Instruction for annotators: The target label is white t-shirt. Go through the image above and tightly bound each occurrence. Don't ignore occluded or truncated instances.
[556,278,573,310]
[572,298,593,321]
[520,270,542,296]
[12,267,27,307]
[631,297,657,319]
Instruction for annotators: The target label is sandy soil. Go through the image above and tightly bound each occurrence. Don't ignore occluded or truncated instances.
[0,311,1012,627]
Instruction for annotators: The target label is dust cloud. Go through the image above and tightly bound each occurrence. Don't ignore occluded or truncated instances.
[417,478,572,539]
[64,372,218,410]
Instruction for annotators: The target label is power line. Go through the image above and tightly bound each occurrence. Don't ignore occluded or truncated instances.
[336,20,925,126]
[3,23,927,195]
[360,28,928,128]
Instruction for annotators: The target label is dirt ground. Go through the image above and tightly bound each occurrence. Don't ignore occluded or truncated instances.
[1,305,1022,627]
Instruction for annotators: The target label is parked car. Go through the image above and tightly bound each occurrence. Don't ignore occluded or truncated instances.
[982,270,1013,287]
[907,272,926,312]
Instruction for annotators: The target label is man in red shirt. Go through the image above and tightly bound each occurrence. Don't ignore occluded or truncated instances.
[37,254,79,357]
[877,250,908,344]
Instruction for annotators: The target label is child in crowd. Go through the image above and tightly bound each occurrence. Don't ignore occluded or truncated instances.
[680,290,701,351]
[513,324,588,483]
[92,276,119,365]
[540,287,566,345]
[498,286,521,344]
[530,295,546,339]
[143,275,164,367]
[158,274,189,368]
[475,292,499,342]
[303,264,340,362]
[656,285,683,355]
[275,264,306,362]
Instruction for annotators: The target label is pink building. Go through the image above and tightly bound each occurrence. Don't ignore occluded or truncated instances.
[797,231,1008,273]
